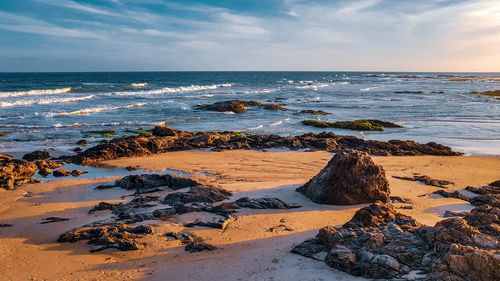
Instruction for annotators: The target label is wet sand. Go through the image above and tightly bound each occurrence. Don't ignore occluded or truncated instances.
[1,150,499,280]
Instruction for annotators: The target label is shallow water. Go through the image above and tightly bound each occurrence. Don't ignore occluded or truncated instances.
[0,71,499,155]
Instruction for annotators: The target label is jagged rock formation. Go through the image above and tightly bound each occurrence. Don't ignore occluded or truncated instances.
[292,202,500,280]
[393,175,453,188]
[0,155,40,190]
[22,150,50,161]
[68,128,462,165]
[296,150,390,205]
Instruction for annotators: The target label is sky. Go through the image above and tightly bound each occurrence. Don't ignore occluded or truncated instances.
[0,0,499,72]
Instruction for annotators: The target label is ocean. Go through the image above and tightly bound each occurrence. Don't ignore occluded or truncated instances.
[0,71,499,155]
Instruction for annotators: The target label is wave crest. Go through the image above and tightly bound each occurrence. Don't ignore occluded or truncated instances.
[0,87,71,98]
[48,102,147,117]
[112,83,232,96]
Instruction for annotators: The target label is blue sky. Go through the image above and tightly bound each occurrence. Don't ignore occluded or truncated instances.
[0,0,499,72]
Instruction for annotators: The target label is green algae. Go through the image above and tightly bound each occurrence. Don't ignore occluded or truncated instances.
[301,119,403,131]
[472,90,500,99]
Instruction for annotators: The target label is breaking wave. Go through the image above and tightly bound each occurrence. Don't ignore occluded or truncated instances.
[0,95,95,108]
[111,83,232,96]
[0,87,72,98]
[48,102,147,117]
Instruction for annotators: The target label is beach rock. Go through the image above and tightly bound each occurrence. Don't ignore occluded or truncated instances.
[489,180,500,188]
[125,166,138,171]
[163,186,232,205]
[97,174,200,194]
[0,158,38,190]
[40,217,70,224]
[38,168,52,177]
[299,110,330,115]
[0,153,13,161]
[22,150,50,161]
[301,119,403,131]
[184,215,235,229]
[469,194,500,208]
[152,126,177,136]
[433,190,469,201]
[0,131,5,136]
[34,159,65,170]
[71,170,88,177]
[393,175,453,188]
[443,210,469,217]
[165,232,215,252]
[293,202,500,280]
[76,139,89,146]
[234,197,301,209]
[466,185,500,195]
[58,223,153,252]
[196,100,261,113]
[52,169,72,177]
[261,103,288,111]
[70,130,462,165]
[296,150,390,205]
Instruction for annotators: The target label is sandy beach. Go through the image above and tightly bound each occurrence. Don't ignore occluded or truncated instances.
[1,150,499,281]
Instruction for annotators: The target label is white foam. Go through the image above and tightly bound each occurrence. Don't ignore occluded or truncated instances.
[0,95,95,108]
[48,102,147,117]
[247,125,264,130]
[295,84,329,90]
[122,83,148,88]
[360,87,377,92]
[111,83,232,96]
[0,87,71,98]
[244,89,278,94]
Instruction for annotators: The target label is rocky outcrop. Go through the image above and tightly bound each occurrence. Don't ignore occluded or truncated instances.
[292,202,500,280]
[52,169,71,177]
[165,232,216,252]
[96,173,200,194]
[393,175,453,188]
[234,197,301,209]
[70,130,462,166]
[296,150,390,205]
[195,100,287,113]
[301,119,404,131]
[0,155,39,190]
[58,223,154,252]
[299,110,330,115]
[22,150,50,161]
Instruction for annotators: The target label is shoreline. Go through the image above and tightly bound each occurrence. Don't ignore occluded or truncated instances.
[1,149,499,280]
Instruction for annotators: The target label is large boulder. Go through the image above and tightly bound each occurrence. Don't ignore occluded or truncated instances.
[296,150,390,205]
[0,155,39,190]
[22,150,50,161]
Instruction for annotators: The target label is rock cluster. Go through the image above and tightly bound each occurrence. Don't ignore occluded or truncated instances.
[165,232,216,252]
[96,173,201,194]
[22,150,50,161]
[0,154,40,190]
[301,119,404,131]
[195,100,288,113]
[58,223,154,252]
[70,128,462,165]
[292,201,500,280]
[393,175,453,188]
[296,150,390,205]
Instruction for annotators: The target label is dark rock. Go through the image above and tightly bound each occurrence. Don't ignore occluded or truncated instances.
[301,119,403,131]
[261,104,288,111]
[38,168,52,177]
[196,100,262,113]
[466,185,500,195]
[489,180,500,188]
[293,202,500,281]
[234,197,301,209]
[0,158,38,190]
[394,91,424,94]
[0,153,13,161]
[53,169,72,177]
[76,139,89,146]
[165,232,215,252]
[390,196,411,204]
[296,150,390,205]
[71,170,88,177]
[58,223,153,252]
[299,110,330,115]
[35,160,65,170]
[0,224,13,227]
[22,150,50,161]
[443,210,469,217]
[70,130,462,165]
[125,166,139,171]
[73,147,82,152]
[469,194,500,208]
[104,174,200,194]
[393,175,453,188]
[267,224,294,233]
[40,217,70,224]
[163,186,232,205]
[152,126,177,137]
[433,190,469,201]
[184,215,235,229]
